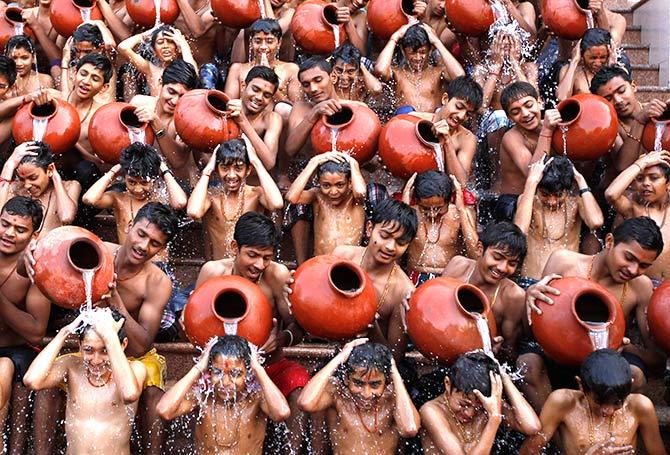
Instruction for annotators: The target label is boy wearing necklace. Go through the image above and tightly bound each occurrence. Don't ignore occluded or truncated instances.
[5,35,54,98]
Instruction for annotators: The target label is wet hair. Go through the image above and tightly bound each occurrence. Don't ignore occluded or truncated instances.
[370,199,418,244]
[400,24,429,51]
[580,349,632,404]
[249,18,283,40]
[233,212,281,250]
[78,308,127,343]
[1,196,43,232]
[298,57,332,79]
[612,216,664,256]
[538,156,574,194]
[215,139,250,167]
[72,23,104,47]
[244,65,279,93]
[590,65,633,94]
[0,56,17,87]
[161,58,199,89]
[449,351,498,396]
[500,81,539,113]
[18,141,53,169]
[446,76,484,111]
[479,221,527,263]
[208,335,251,370]
[6,35,35,56]
[133,202,179,243]
[580,28,611,54]
[414,170,452,201]
[316,160,351,179]
[150,24,175,49]
[343,342,392,381]
[119,143,162,179]
[76,53,113,83]
[330,43,361,69]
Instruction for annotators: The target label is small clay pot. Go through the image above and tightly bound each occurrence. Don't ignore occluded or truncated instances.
[445,0,494,37]
[125,0,180,27]
[50,0,103,38]
[290,0,346,55]
[648,281,670,354]
[12,99,81,155]
[173,89,240,150]
[367,0,413,40]
[378,114,440,179]
[0,6,33,51]
[542,0,589,40]
[641,108,670,152]
[211,0,262,29]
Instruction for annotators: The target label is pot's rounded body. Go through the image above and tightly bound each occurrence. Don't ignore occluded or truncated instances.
[173,89,240,150]
[367,0,411,40]
[50,0,103,37]
[0,6,33,51]
[542,0,588,40]
[641,111,670,152]
[290,0,345,55]
[531,277,626,366]
[32,226,114,309]
[378,114,439,179]
[125,0,179,26]
[88,102,156,164]
[406,277,497,364]
[211,0,261,29]
[648,281,670,353]
[290,255,377,339]
[13,99,81,154]
[183,275,273,347]
[310,104,381,163]
[551,94,618,161]
[444,0,494,37]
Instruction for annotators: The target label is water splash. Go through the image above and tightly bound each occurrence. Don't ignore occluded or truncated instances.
[654,122,664,151]
[32,118,48,141]
[489,0,509,23]
[474,314,493,357]
[560,125,568,156]
[431,142,444,172]
[260,52,270,67]
[82,269,95,311]
[258,0,266,18]
[588,324,609,350]
[223,321,238,335]
[153,0,162,26]
[330,127,339,153]
[585,10,594,29]
[128,127,146,144]
[79,7,91,22]
[331,24,340,50]
[13,21,23,36]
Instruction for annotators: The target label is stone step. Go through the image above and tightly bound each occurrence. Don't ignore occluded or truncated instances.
[637,86,670,102]
[631,63,660,86]
[611,8,633,24]
[623,25,642,44]
[622,43,650,65]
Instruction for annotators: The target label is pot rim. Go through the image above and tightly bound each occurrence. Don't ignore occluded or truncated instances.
[211,288,250,323]
[321,3,340,28]
[454,282,491,320]
[415,119,440,147]
[4,6,24,25]
[71,0,97,10]
[118,105,148,130]
[28,99,58,121]
[327,260,366,299]
[556,98,581,127]
[204,90,231,116]
[322,105,354,129]
[572,0,589,13]
[570,288,615,332]
[66,237,103,273]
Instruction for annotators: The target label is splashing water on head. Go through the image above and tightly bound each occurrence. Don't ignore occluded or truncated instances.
[585,10,594,29]
[331,24,340,50]
[474,314,493,357]
[82,269,95,312]
[560,125,568,156]
[223,321,238,335]
[655,122,665,151]
[587,324,609,350]
[79,6,91,22]
[330,128,339,153]
[153,0,162,26]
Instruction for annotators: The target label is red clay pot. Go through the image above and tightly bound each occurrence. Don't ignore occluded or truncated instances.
[211,0,262,29]
[173,89,240,151]
[290,255,377,339]
[0,6,33,51]
[406,277,497,364]
[378,114,440,179]
[551,94,618,161]
[13,99,81,155]
[531,277,626,366]
[542,0,589,40]
[310,104,381,164]
[290,0,345,55]
[88,102,156,164]
[648,281,670,353]
[50,0,103,37]
[183,275,273,347]
[125,0,180,27]
[367,0,413,40]
[445,0,494,37]
[641,108,670,153]
[32,226,114,309]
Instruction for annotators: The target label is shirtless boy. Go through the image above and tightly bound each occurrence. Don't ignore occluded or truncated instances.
[330,43,382,102]
[157,335,291,455]
[520,349,666,455]
[558,28,613,101]
[298,339,420,455]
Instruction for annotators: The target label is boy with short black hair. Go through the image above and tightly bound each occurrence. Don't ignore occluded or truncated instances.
[330,43,382,101]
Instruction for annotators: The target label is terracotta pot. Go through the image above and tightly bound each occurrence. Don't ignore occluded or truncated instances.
[648,281,670,353]
[445,0,494,37]
[0,6,33,51]
[551,94,618,161]
[125,0,180,27]
[531,277,626,366]
[641,108,670,152]
[211,0,262,29]
[378,114,440,179]
[542,0,589,40]
[406,277,497,364]
[183,275,273,347]
[367,0,413,40]
[50,0,103,38]
[310,104,381,163]
[173,89,240,150]
[290,0,345,55]
[290,255,377,340]
[88,102,156,164]
[13,99,81,155]
[32,226,114,309]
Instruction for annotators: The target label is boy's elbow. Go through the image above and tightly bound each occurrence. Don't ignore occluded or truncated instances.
[186,207,203,220]
[173,198,187,210]
[22,374,38,390]
[122,385,142,404]
[398,422,420,438]
[273,405,291,422]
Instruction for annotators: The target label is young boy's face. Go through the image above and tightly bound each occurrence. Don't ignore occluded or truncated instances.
[250,31,280,59]
[537,188,568,211]
[416,195,448,221]
[299,67,334,103]
[234,244,275,282]
[124,219,169,264]
[217,160,250,193]
[440,96,477,129]
[634,165,669,204]
[125,175,153,201]
[242,77,276,115]
[346,367,386,409]
[74,63,107,100]
[80,330,112,377]
[0,211,35,255]
[402,45,430,72]
[595,76,638,117]
[366,221,411,265]
[584,391,625,418]
[332,60,359,91]
[318,172,351,205]
[16,162,50,198]
[159,82,188,115]
[153,33,178,63]
[446,389,483,424]
[506,95,541,131]
[210,354,247,402]
[478,245,521,284]
[604,238,658,283]
[582,45,609,75]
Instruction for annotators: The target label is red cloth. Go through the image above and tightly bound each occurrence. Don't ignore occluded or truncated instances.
[265,358,310,397]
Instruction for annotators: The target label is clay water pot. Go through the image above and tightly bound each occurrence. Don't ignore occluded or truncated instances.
[551,94,618,161]
[13,99,81,155]
[211,0,262,29]
[445,0,494,37]
[378,114,440,179]
[32,226,114,309]
[406,277,497,364]
[648,281,670,353]
[531,277,626,366]
[310,104,381,163]
[290,0,345,55]
[125,0,180,27]
[641,108,670,153]
[542,0,589,40]
[88,102,156,164]
[50,0,103,37]
[367,0,413,40]
[290,255,377,339]
[183,275,273,347]
[0,6,33,51]
[173,89,240,151]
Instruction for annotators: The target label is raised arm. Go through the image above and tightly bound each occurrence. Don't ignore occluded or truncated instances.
[501,0,537,36]
[82,164,121,208]
[572,167,603,230]
[359,63,383,96]
[166,28,197,71]
[434,121,470,186]
[374,24,410,81]
[118,31,152,76]
[514,158,548,234]
[22,10,60,63]
[285,100,342,157]
[96,0,131,41]
[520,390,572,454]
[159,160,188,209]
[467,372,504,455]
[347,153,367,201]
[174,0,216,38]
[186,151,215,220]
[134,105,191,170]
[334,5,366,55]
[390,358,420,437]
[0,142,40,209]
[422,24,464,81]
[500,371,541,435]
[556,42,581,101]
[49,165,80,225]
[285,153,335,204]
[247,142,283,211]
[252,348,291,422]
[228,99,277,170]
[451,175,478,258]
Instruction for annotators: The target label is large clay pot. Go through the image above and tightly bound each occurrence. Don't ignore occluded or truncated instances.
[211,0,262,29]
[378,114,440,179]
[13,99,81,155]
[531,277,626,366]
[445,0,494,37]
[367,0,413,40]
[32,226,114,309]
[648,281,670,353]
[290,0,345,55]
[50,0,103,38]
[310,104,381,164]
[406,277,497,364]
[290,255,377,340]
[183,275,273,347]
[125,0,180,27]
[551,94,618,161]
[542,0,589,40]
[173,89,240,150]
[0,6,33,51]
[641,108,670,153]
[88,102,156,164]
